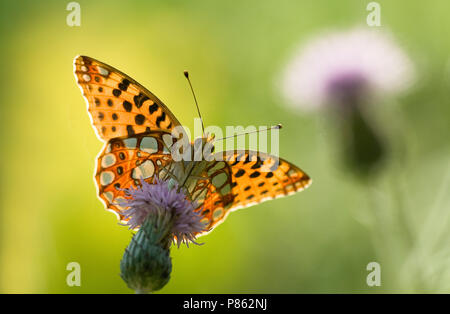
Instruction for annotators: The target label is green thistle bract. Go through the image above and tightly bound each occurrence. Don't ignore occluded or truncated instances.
[120,210,173,293]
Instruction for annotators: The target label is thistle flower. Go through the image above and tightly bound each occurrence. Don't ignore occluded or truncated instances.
[119,178,205,247]
[280,27,415,177]
[281,27,415,111]
[118,178,206,293]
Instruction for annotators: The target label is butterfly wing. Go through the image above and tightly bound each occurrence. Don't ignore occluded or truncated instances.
[224,150,311,209]
[186,160,235,234]
[95,130,176,221]
[195,150,311,235]
[73,55,182,141]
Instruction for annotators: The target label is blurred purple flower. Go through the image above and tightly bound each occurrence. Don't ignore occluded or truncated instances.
[281,27,415,110]
[118,178,206,247]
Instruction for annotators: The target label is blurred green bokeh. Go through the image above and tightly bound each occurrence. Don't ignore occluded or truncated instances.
[0,0,449,293]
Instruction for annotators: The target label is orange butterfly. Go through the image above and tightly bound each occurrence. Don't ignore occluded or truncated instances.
[73,55,311,235]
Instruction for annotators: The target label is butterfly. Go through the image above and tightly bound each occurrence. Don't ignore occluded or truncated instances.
[73,55,312,236]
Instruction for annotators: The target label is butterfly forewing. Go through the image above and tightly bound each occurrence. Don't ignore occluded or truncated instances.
[74,55,182,141]
[194,151,311,235]
[224,150,311,210]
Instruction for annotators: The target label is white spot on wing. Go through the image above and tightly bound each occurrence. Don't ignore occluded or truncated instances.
[82,74,91,82]
[140,137,158,154]
[101,153,116,168]
[132,160,155,179]
[123,138,137,149]
[100,171,115,186]
[98,66,109,76]
[212,172,227,188]
[213,208,223,220]
[102,191,114,202]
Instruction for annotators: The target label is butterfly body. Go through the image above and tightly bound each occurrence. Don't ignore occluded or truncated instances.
[74,55,311,235]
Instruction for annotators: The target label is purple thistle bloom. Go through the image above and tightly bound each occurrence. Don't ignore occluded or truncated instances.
[118,178,206,248]
[278,28,417,177]
[280,27,415,111]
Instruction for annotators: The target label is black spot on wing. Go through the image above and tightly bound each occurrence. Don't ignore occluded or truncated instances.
[118,79,131,91]
[134,93,150,108]
[251,157,263,169]
[243,155,252,164]
[123,101,132,112]
[235,169,245,177]
[156,112,166,127]
[250,171,260,178]
[135,114,145,125]
[149,103,158,114]
[127,125,135,136]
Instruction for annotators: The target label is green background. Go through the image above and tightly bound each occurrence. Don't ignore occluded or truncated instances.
[1,0,449,293]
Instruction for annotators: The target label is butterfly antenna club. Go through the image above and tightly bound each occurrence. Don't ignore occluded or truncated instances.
[184,71,205,135]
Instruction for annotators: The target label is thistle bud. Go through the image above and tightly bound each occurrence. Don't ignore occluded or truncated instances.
[281,27,415,179]
[120,210,173,293]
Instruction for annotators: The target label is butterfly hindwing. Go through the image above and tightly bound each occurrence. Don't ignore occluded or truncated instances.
[95,130,176,221]
[74,55,182,141]
[187,160,235,234]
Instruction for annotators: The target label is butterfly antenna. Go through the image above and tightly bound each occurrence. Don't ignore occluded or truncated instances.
[184,71,205,135]
[214,124,282,142]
